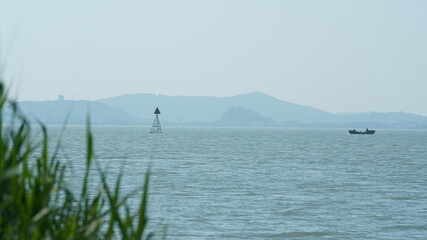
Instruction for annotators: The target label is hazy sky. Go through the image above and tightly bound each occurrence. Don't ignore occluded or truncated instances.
[1,0,426,116]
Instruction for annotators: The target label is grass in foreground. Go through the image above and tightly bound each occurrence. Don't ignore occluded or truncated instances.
[0,82,157,240]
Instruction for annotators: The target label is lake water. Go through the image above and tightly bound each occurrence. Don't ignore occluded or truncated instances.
[46,126,427,239]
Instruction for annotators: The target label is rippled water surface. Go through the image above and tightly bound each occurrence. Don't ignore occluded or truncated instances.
[47,126,427,239]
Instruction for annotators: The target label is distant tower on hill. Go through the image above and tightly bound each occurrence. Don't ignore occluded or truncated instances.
[150,107,162,133]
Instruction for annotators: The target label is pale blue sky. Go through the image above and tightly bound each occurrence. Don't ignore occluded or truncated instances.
[1,0,426,116]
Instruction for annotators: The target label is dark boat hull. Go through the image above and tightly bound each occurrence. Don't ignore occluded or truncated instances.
[348,130,375,134]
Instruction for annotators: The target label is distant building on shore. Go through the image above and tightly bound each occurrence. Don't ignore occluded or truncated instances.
[58,95,64,101]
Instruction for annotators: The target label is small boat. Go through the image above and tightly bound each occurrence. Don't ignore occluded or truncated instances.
[348,128,375,134]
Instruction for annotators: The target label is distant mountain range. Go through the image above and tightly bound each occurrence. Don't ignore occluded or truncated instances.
[10,92,427,129]
[98,92,334,123]
[15,100,141,125]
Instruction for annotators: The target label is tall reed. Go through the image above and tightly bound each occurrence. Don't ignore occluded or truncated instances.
[0,81,156,240]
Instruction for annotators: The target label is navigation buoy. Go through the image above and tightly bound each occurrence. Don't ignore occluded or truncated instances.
[150,107,162,133]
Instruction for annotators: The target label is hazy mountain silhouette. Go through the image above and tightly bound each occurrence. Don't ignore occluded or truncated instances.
[98,92,333,123]
[12,92,427,128]
[98,92,427,128]
[217,107,277,127]
[16,100,145,125]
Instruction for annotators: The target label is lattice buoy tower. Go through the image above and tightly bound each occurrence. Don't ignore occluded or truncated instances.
[150,107,162,133]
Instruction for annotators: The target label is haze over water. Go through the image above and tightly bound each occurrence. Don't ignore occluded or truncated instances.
[47,126,427,239]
